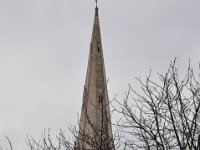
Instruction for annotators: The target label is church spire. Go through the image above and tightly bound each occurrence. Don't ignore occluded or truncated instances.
[75,4,115,150]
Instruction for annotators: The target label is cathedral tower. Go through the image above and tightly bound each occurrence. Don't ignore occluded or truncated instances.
[75,4,115,150]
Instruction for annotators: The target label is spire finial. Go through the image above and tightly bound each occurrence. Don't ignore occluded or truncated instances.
[95,0,99,17]
[95,0,98,8]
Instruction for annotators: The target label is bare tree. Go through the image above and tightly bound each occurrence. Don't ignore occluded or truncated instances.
[0,136,13,150]
[6,59,200,150]
[26,129,75,150]
[114,60,200,150]
[26,92,120,150]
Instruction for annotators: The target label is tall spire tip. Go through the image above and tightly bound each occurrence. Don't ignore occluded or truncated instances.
[95,0,99,17]
[95,0,98,8]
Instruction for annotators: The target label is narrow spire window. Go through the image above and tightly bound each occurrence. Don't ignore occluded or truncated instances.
[98,95,103,103]
[97,45,100,53]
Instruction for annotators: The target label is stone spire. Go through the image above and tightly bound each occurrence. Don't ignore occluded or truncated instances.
[75,5,115,150]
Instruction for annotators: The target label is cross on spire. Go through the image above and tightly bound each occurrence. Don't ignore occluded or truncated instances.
[95,0,98,8]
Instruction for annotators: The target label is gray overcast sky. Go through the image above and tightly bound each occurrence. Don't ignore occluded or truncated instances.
[0,0,200,149]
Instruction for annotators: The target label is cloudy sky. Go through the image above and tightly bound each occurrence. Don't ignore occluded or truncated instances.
[0,0,200,149]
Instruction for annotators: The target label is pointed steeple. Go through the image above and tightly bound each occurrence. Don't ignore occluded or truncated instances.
[75,5,115,150]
